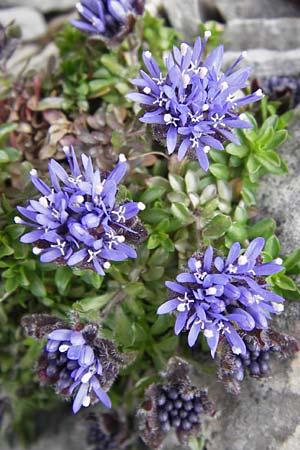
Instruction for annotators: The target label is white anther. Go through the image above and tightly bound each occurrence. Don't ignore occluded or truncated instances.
[232,346,242,355]
[220,81,229,91]
[144,51,152,59]
[242,51,247,58]
[119,153,127,162]
[103,261,111,270]
[81,371,94,384]
[204,329,214,338]
[238,254,248,265]
[82,395,91,407]
[227,263,237,274]
[30,169,37,176]
[59,344,69,352]
[39,196,49,208]
[32,247,42,255]
[195,260,202,270]
[272,302,284,313]
[275,257,283,265]
[199,66,208,79]
[164,113,172,123]
[202,103,209,111]
[180,43,189,56]
[75,195,84,204]
[206,287,217,296]
[14,216,22,224]
[256,88,263,97]
[138,202,146,210]
[117,235,125,243]
[143,86,151,94]
[62,145,70,153]
[204,30,211,38]
[203,145,210,154]
[182,73,190,88]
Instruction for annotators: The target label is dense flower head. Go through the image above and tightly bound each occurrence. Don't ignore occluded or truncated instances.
[127,34,263,170]
[157,238,285,358]
[15,146,146,275]
[39,325,124,414]
[71,0,144,42]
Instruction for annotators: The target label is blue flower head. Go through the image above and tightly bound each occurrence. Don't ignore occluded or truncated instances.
[71,0,144,42]
[157,238,284,358]
[41,326,122,413]
[127,34,263,170]
[15,146,146,275]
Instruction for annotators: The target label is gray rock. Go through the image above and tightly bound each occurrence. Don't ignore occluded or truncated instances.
[224,18,300,51]
[160,0,202,41]
[213,0,300,21]
[0,0,76,13]
[0,7,47,42]
[223,48,300,77]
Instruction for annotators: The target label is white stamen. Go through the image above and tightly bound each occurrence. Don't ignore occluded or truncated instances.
[239,113,247,121]
[32,247,42,255]
[164,113,172,123]
[204,30,211,39]
[119,153,127,162]
[272,302,284,313]
[195,260,202,270]
[117,235,125,243]
[228,263,237,274]
[232,346,242,355]
[82,395,91,407]
[199,66,208,79]
[87,249,101,263]
[202,103,209,111]
[206,286,217,296]
[203,145,210,154]
[95,183,103,195]
[81,371,94,384]
[242,51,247,58]
[220,81,229,91]
[138,202,146,210]
[182,73,190,88]
[253,294,264,304]
[180,43,189,56]
[238,254,248,265]
[275,257,283,265]
[39,196,49,208]
[75,195,84,204]
[143,86,151,94]
[59,344,69,352]
[76,2,84,13]
[62,145,70,153]
[103,261,111,270]
[256,88,263,97]
[144,51,152,59]
[204,329,214,338]
[30,169,37,176]
[14,216,22,224]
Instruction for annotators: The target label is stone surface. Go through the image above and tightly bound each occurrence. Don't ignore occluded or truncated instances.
[0,0,76,13]
[223,48,300,77]
[224,18,300,51]
[160,0,202,41]
[0,7,47,42]
[213,0,300,21]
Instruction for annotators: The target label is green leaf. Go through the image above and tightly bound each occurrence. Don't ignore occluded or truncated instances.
[264,235,280,259]
[202,214,232,240]
[267,130,288,149]
[247,218,276,240]
[54,266,73,295]
[283,248,300,271]
[209,163,230,180]
[29,274,47,298]
[0,122,17,139]
[226,143,249,158]
[140,207,169,225]
[114,307,134,347]
[170,202,195,224]
[168,174,185,192]
[142,266,164,282]
[140,186,166,204]
[73,292,112,312]
[227,223,247,242]
[274,275,297,291]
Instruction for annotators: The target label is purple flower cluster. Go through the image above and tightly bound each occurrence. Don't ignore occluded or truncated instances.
[157,238,284,357]
[15,146,145,275]
[45,328,111,413]
[71,0,144,40]
[127,34,263,170]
